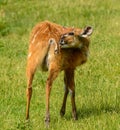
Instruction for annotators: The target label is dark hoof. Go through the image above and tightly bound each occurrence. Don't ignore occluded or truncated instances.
[26,114,29,120]
[60,109,65,117]
[72,111,78,120]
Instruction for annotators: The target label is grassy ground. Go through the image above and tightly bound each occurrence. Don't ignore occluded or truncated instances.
[0,0,120,130]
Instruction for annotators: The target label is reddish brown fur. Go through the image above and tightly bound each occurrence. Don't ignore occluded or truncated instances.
[26,21,92,126]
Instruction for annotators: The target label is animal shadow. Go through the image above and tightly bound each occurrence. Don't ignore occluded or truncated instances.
[77,104,120,119]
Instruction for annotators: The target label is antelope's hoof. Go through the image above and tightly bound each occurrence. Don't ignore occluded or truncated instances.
[72,112,78,120]
[45,119,50,128]
[45,115,50,128]
[60,109,65,117]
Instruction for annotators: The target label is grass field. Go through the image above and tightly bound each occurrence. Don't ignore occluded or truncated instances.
[0,0,120,130]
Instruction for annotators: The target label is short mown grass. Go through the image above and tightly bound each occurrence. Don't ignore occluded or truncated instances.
[0,0,120,130]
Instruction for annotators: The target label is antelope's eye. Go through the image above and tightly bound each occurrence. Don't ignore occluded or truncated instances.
[68,32,74,36]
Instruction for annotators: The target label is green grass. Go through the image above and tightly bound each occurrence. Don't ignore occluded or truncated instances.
[0,0,120,129]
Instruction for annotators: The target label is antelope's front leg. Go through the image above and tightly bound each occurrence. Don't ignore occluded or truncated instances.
[70,86,78,120]
[69,72,78,120]
[45,69,59,127]
[60,70,69,117]
[66,69,78,120]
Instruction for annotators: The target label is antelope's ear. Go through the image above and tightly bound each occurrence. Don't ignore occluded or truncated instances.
[80,26,93,38]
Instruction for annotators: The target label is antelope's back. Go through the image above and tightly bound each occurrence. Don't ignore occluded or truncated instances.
[29,21,62,51]
[28,21,75,56]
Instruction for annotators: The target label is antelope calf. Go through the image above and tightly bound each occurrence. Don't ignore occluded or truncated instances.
[26,21,93,125]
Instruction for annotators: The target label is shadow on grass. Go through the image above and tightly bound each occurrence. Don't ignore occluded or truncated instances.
[77,104,120,119]
[16,105,119,129]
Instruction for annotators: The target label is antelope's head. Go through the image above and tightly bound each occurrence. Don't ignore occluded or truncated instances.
[59,26,93,49]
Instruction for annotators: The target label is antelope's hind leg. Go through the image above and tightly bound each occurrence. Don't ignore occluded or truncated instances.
[45,67,59,126]
[26,58,37,120]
